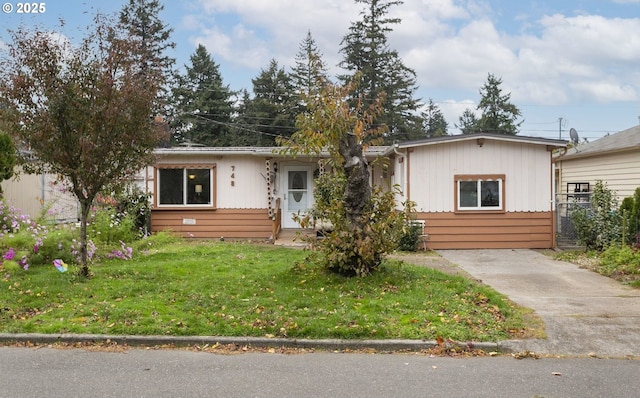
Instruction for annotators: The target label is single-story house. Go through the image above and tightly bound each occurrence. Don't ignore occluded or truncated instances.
[554,125,640,202]
[146,134,567,249]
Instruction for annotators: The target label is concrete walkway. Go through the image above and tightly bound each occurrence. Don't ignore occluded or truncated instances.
[437,249,640,358]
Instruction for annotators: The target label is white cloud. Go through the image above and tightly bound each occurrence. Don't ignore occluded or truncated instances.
[188,0,640,110]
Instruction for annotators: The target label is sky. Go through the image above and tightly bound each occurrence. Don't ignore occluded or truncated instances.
[2,0,640,141]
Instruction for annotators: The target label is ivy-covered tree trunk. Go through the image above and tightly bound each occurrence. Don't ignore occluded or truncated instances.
[339,133,371,230]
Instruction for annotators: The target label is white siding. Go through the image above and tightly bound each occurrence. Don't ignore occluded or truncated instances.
[153,154,270,209]
[408,140,553,213]
[557,150,640,200]
[216,157,269,209]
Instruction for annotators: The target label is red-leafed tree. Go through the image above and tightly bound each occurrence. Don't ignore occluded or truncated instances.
[0,14,167,276]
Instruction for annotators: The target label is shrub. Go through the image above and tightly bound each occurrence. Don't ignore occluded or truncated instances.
[88,203,138,244]
[620,187,640,247]
[398,223,422,252]
[571,180,621,251]
[114,187,152,237]
[599,245,640,276]
[298,172,412,276]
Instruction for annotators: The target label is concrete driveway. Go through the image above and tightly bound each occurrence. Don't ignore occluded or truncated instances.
[437,249,640,358]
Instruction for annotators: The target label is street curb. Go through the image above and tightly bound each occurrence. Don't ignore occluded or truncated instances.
[0,333,523,353]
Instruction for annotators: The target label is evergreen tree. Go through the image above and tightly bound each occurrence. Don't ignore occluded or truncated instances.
[339,0,425,143]
[244,59,297,146]
[456,108,480,134]
[229,89,263,146]
[171,44,234,146]
[119,0,175,112]
[291,30,330,98]
[422,98,448,137]
[475,73,523,135]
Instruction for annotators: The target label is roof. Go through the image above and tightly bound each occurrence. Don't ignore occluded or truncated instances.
[556,125,640,161]
[155,135,568,159]
[384,133,567,155]
[154,145,389,158]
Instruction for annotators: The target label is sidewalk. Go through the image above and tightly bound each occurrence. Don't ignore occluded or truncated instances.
[437,249,640,358]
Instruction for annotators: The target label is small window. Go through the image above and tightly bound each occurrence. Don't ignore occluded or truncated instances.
[158,167,214,207]
[455,175,504,211]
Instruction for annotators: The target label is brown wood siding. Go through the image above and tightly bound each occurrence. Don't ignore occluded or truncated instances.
[151,209,272,239]
[418,211,554,249]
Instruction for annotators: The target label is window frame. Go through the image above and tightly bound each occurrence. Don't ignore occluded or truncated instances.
[155,164,216,209]
[454,174,505,213]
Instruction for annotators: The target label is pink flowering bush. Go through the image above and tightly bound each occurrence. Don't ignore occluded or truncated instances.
[0,198,138,277]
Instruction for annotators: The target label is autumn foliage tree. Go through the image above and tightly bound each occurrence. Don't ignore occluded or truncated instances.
[279,76,410,276]
[0,15,167,276]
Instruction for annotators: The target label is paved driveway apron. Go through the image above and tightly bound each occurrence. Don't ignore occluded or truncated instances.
[437,249,640,358]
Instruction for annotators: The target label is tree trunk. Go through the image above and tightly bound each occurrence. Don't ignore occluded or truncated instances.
[78,199,92,277]
[339,133,371,229]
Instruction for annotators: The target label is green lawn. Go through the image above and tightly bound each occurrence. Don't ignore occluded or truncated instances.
[0,237,540,342]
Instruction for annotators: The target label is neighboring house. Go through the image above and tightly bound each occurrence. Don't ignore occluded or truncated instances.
[148,134,567,250]
[554,125,640,202]
[1,170,79,222]
[386,134,567,249]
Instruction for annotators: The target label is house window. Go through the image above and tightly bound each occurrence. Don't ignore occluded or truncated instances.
[455,174,504,211]
[158,167,214,206]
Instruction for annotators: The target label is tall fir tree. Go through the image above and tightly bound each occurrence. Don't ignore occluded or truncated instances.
[171,44,234,146]
[291,30,330,98]
[339,0,425,143]
[456,108,480,134]
[422,98,448,137]
[475,73,523,135]
[243,59,297,146]
[119,0,175,113]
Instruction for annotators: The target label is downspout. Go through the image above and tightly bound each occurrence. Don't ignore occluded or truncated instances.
[551,160,557,248]
[392,144,408,199]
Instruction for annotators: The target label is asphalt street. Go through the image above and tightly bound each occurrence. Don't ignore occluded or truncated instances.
[1,346,639,398]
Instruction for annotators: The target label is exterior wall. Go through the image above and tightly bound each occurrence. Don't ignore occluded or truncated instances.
[404,139,556,249]
[419,211,554,249]
[153,153,271,209]
[407,139,553,213]
[150,209,273,239]
[556,150,640,200]
[1,171,78,221]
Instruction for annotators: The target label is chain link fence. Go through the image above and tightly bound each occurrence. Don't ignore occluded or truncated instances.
[556,193,590,248]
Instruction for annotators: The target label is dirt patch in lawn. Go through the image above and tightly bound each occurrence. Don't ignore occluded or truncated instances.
[389,252,479,281]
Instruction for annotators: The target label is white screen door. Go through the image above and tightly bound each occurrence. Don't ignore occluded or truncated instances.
[282,166,313,228]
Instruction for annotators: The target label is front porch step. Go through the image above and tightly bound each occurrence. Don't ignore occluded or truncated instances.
[274,229,316,247]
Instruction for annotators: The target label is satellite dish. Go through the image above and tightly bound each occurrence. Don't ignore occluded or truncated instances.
[569,128,579,145]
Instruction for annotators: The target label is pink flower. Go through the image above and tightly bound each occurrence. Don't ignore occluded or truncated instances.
[3,248,15,261]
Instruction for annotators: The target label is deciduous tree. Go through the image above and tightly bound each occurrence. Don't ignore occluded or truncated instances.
[0,15,167,276]
[279,76,410,276]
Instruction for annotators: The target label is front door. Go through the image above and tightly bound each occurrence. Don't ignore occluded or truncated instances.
[282,166,313,228]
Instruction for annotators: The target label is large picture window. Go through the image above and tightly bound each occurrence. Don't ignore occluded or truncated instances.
[158,167,214,207]
[455,175,504,211]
